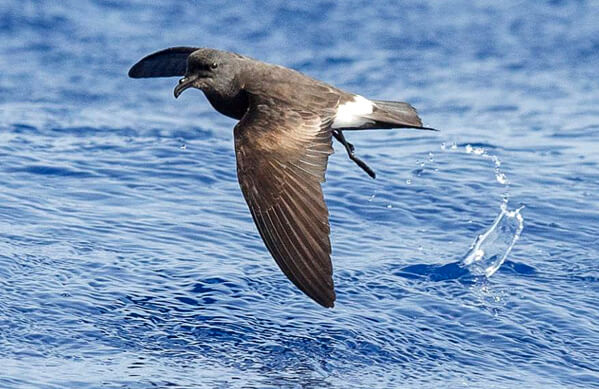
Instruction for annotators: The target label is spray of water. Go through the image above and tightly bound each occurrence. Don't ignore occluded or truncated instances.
[439,142,525,277]
[462,201,524,277]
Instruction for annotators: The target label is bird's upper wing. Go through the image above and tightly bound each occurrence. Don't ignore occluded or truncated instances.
[128,47,199,78]
[234,97,337,307]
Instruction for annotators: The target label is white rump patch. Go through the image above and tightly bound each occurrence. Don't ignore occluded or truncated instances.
[332,95,374,129]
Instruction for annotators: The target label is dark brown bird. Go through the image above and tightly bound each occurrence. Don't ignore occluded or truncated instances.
[129,47,435,307]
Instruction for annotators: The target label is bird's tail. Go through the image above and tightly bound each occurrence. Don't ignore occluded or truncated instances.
[367,100,437,131]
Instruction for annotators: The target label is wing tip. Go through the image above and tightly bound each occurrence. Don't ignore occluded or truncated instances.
[311,286,336,308]
[127,46,199,79]
[127,63,143,78]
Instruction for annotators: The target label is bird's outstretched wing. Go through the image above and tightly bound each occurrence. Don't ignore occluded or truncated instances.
[234,98,336,307]
[128,47,199,78]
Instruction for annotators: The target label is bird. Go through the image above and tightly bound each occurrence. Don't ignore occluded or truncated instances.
[128,47,435,308]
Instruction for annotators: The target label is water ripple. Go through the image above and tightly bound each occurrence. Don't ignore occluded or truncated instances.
[1,1,599,388]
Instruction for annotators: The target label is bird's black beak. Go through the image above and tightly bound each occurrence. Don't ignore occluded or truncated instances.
[174,75,196,98]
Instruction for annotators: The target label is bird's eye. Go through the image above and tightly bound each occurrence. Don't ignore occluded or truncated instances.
[210,62,218,69]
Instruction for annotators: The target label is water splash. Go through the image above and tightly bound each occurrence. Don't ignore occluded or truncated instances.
[462,201,524,277]
[440,142,510,187]
[422,142,523,277]
[463,143,509,186]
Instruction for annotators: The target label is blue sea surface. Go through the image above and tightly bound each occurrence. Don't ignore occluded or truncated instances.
[1,1,599,388]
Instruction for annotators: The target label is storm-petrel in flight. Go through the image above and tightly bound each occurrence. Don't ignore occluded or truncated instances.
[128,47,435,307]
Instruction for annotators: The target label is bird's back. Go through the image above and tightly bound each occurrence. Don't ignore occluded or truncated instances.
[239,58,347,114]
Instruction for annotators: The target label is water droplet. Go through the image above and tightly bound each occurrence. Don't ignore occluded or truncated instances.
[496,173,507,184]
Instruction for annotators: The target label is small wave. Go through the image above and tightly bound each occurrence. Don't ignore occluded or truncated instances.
[395,262,470,282]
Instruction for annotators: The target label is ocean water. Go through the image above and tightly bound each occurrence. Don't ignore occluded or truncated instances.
[1,1,598,388]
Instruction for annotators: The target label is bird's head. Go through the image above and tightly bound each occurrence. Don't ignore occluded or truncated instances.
[174,48,243,99]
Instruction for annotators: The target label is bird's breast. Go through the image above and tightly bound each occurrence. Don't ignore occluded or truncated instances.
[206,91,249,120]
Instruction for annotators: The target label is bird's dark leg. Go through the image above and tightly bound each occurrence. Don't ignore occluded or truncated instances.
[332,129,376,179]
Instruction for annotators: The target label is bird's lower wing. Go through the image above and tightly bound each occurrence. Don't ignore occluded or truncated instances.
[128,47,199,78]
[234,100,336,307]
